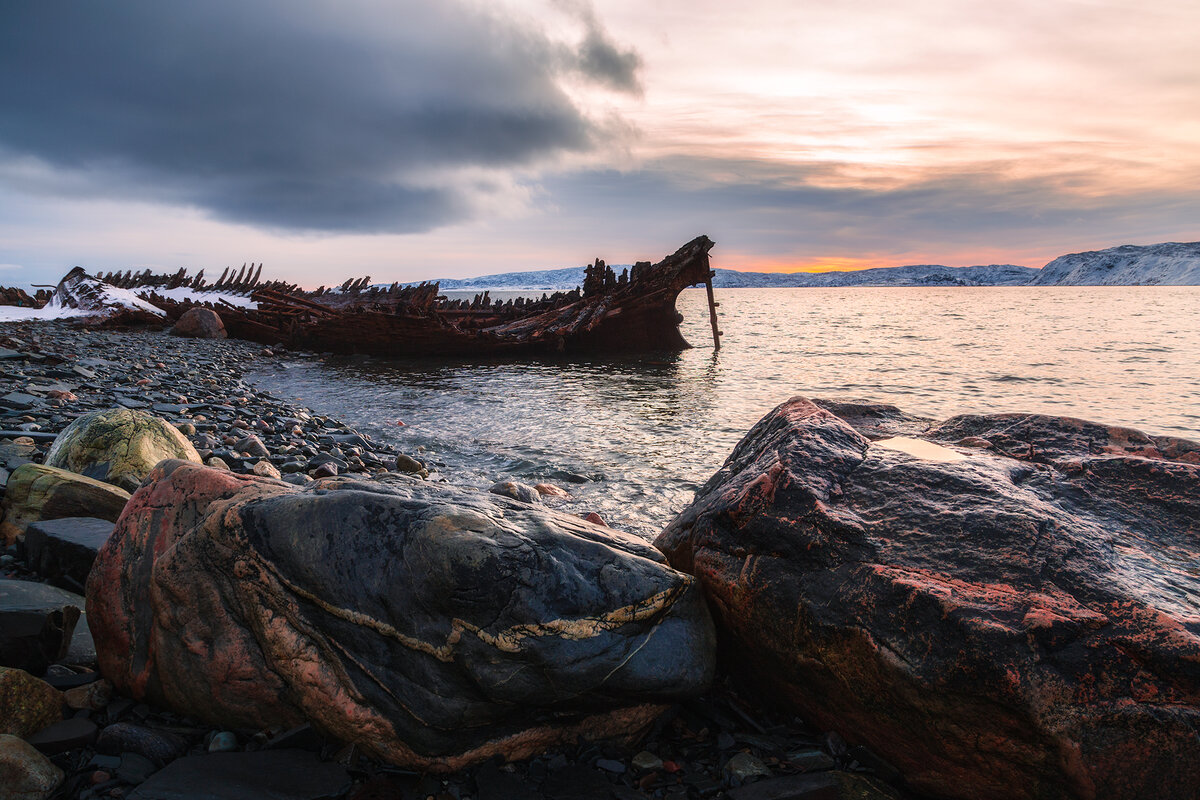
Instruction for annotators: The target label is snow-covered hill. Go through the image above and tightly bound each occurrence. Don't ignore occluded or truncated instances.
[411,263,1038,291]
[421,266,590,293]
[1031,242,1200,285]
[713,264,1037,288]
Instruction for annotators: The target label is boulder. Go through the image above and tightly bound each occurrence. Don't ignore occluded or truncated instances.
[88,460,715,771]
[169,307,227,339]
[0,668,63,738]
[0,464,129,546]
[0,581,83,675]
[23,517,114,591]
[0,734,63,800]
[44,408,201,491]
[656,398,1200,800]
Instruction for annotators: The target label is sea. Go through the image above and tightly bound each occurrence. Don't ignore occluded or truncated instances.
[248,286,1200,540]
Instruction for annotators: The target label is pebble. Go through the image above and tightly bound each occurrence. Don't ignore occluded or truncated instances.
[208,730,238,753]
[631,751,663,772]
[96,723,188,763]
[723,752,772,783]
[489,480,541,504]
[63,678,113,711]
[252,460,282,480]
[394,453,424,474]
[310,462,338,478]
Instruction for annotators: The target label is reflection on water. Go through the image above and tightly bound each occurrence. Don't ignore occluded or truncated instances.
[250,287,1200,539]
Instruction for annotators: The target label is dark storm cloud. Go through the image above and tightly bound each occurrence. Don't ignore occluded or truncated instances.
[0,1,641,232]
[576,29,643,93]
[551,0,642,93]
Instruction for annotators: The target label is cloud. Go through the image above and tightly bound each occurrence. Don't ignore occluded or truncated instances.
[554,0,643,93]
[528,155,1200,265]
[0,0,641,234]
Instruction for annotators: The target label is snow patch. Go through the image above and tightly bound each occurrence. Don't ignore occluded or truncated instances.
[143,286,257,308]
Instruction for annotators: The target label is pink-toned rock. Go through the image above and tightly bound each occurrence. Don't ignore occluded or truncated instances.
[534,484,570,499]
[582,512,607,526]
[656,398,1200,800]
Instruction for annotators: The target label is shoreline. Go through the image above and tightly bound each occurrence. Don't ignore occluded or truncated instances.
[1,320,904,800]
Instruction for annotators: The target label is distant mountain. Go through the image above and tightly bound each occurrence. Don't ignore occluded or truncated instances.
[406,241,1200,291]
[412,263,1038,291]
[712,264,1037,288]
[417,266,589,293]
[1030,242,1200,285]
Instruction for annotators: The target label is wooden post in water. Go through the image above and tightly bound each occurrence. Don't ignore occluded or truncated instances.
[704,271,721,350]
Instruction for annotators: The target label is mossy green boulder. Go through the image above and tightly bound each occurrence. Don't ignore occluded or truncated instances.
[0,464,131,546]
[44,408,201,492]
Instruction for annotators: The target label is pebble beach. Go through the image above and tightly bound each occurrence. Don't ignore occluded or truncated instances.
[0,320,903,800]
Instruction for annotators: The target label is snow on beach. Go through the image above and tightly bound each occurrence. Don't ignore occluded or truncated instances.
[0,278,257,323]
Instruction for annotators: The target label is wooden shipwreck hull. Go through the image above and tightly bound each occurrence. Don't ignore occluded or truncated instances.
[153,236,719,357]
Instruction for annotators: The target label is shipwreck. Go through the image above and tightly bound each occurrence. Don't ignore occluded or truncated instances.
[6,237,721,357]
[146,236,719,356]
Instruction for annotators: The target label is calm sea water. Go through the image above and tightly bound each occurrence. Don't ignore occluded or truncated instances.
[248,287,1200,539]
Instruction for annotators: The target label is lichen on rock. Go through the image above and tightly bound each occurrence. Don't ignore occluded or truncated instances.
[44,408,201,491]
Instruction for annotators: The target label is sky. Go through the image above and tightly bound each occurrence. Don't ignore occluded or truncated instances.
[1,0,1198,288]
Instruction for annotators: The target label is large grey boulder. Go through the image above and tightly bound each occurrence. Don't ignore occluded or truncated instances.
[89,460,715,771]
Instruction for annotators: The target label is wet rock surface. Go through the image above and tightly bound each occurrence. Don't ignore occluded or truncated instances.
[89,459,716,770]
[656,397,1200,800]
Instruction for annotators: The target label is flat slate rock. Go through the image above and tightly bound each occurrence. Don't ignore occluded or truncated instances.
[727,773,840,800]
[0,579,83,671]
[0,392,41,410]
[0,580,96,669]
[127,749,351,800]
[0,431,57,441]
[25,517,115,591]
[25,717,99,754]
